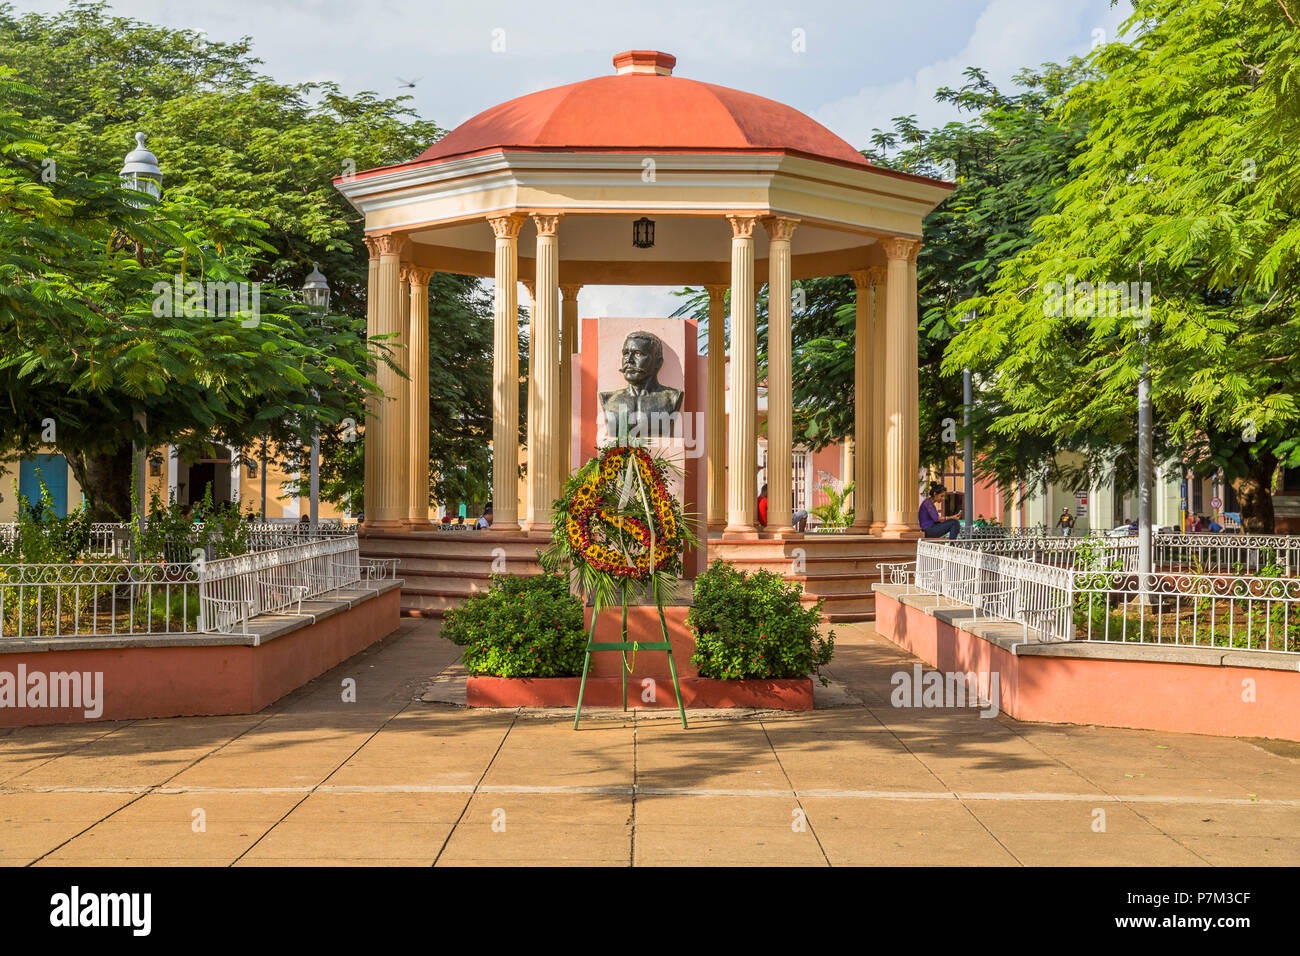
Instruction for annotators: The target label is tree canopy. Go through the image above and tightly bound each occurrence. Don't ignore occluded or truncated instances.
[944,0,1300,529]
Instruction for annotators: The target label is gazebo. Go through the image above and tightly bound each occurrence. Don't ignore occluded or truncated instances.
[335,50,952,616]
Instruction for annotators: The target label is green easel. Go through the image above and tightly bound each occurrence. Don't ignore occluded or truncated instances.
[574,581,687,728]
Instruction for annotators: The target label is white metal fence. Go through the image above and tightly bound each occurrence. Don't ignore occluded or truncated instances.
[0,533,397,639]
[885,535,1300,653]
[0,519,355,559]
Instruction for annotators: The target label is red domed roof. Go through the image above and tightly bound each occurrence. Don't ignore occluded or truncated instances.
[416,51,872,171]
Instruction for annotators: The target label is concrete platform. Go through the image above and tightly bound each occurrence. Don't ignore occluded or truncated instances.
[0,582,402,725]
[2,617,1297,866]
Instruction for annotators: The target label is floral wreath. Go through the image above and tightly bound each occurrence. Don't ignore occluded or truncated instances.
[557,445,685,582]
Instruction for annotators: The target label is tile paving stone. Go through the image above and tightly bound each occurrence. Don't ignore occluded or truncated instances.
[109,791,303,824]
[801,796,987,831]
[287,792,471,824]
[1123,801,1300,837]
[438,823,631,864]
[239,820,456,861]
[815,825,1021,866]
[37,819,266,863]
[633,794,799,828]
[631,823,826,866]
[461,792,632,826]
[0,820,120,862]
[0,791,135,822]
[988,831,1208,867]
[1175,834,1300,866]
[961,798,1159,836]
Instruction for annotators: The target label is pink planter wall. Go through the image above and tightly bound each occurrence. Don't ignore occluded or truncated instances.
[873,590,1300,742]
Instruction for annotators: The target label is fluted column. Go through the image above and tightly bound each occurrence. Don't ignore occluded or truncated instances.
[489,214,525,529]
[372,233,409,528]
[560,283,581,483]
[530,214,561,533]
[763,216,798,532]
[849,268,873,533]
[868,265,888,534]
[725,215,759,534]
[521,280,536,529]
[705,284,727,531]
[362,237,380,527]
[882,238,921,533]
[407,266,433,529]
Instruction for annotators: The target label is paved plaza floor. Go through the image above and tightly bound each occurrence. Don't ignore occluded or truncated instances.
[1,619,1297,866]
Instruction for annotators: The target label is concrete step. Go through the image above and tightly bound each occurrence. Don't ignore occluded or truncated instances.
[373,555,544,575]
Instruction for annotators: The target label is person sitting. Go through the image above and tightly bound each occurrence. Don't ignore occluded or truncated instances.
[474,504,492,530]
[1207,516,1223,533]
[919,482,961,540]
[756,484,769,527]
[1127,517,1138,534]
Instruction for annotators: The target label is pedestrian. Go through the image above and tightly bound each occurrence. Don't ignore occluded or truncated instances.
[1056,508,1075,537]
[919,482,961,540]
[757,484,768,528]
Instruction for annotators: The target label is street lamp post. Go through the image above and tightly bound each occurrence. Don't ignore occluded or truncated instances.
[1137,334,1153,602]
[961,311,975,533]
[301,264,331,533]
[120,133,162,529]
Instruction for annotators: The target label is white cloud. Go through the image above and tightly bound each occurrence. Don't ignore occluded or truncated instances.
[813,0,1133,151]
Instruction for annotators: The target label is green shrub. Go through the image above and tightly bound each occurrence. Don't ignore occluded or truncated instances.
[442,572,587,677]
[687,559,834,683]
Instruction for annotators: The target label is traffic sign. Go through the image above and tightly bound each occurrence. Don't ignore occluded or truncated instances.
[1210,496,1222,510]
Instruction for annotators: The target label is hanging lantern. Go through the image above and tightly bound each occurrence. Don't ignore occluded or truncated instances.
[632,217,655,249]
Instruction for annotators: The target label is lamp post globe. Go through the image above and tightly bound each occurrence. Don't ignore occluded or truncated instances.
[302,263,331,311]
[119,132,162,201]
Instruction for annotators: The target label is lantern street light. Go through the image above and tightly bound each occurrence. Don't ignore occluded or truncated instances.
[301,265,331,532]
[302,262,331,311]
[120,133,162,532]
[119,132,162,202]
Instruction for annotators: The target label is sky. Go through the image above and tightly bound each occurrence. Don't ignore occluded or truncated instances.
[16,0,1135,316]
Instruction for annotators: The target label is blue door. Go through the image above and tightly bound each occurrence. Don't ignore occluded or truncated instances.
[18,455,69,516]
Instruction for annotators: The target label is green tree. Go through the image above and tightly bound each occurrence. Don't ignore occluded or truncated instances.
[0,72,381,518]
[1,1,519,515]
[944,0,1300,531]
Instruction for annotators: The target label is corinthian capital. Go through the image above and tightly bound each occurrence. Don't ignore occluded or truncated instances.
[762,216,800,243]
[531,213,562,237]
[371,232,408,258]
[879,236,921,263]
[726,215,759,240]
[488,213,527,240]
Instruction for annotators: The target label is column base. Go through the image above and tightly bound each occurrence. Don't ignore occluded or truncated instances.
[764,529,803,540]
[869,521,887,535]
[707,518,727,533]
[365,519,408,533]
[881,524,922,539]
[487,520,521,534]
[722,525,760,540]
[404,518,433,532]
[527,524,553,538]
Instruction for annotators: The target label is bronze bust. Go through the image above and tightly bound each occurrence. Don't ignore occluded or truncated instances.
[600,331,684,439]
